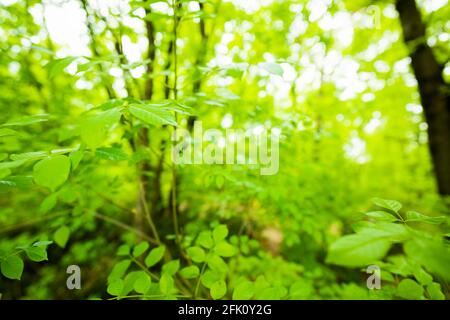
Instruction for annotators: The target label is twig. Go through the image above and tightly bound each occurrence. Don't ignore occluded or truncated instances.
[94,213,158,245]
[139,181,161,244]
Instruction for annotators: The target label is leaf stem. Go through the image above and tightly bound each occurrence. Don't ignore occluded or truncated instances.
[131,256,159,281]
[194,262,207,298]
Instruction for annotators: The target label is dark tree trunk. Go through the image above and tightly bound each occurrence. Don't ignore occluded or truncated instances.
[396,0,450,195]
[187,2,208,131]
[134,9,157,239]
[144,10,156,100]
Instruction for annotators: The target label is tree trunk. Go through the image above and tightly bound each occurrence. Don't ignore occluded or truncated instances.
[134,9,157,236]
[396,0,450,195]
[187,2,208,131]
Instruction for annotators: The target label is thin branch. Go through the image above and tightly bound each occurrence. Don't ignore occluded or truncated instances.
[94,213,158,245]
[139,180,161,244]
[0,211,68,234]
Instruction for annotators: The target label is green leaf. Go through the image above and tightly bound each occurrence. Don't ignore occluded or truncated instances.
[33,155,71,191]
[58,184,77,203]
[132,242,149,257]
[121,271,141,296]
[365,211,398,222]
[159,273,174,295]
[289,280,314,299]
[210,280,227,299]
[413,266,433,286]
[46,56,78,78]
[201,270,222,289]
[232,281,254,300]
[1,114,49,127]
[213,225,228,242]
[1,256,24,280]
[427,282,445,300]
[260,62,283,76]
[33,240,53,247]
[203,99,226,107]
[69,148,84,170]
[397,279,423,300]
[53,226,70,248]
[95,147,128,161]
[0,160,27,171]
[77,60,103,73]
[357,222,409,241]
[187,246,206,263]
[38,193,58,214]
[179,266,200,279]
[196,231,214,249]
[207,254,228,273]
[145,245,165,267]
[97,99,125,110]
[372,198,402,213]
[326,233,391,267]
[10,151,48,161]
[0,175,33,190]
[381,271,395,283]
[168,102,194,116]
[257,286,287,299]
[25,246,48,262]
[79,108,121,149]
[117,244,130,256]
[107,278,124,296]
[404,238,450,282]
[214,241,236,257]
[224,64,246,78]
[134,272,151,294]
[406,211,446,225]
[0,128,20,137]
[216,88,241,101]
[0,167,10,179]
[254,275,269,292]
[162,260,180,276]
[0,168,10,180]
[108,260,131,283]
[128,104,177,126]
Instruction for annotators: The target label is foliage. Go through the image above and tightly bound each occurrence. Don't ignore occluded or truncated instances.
[0,0,449,300]
[327,198,448,299]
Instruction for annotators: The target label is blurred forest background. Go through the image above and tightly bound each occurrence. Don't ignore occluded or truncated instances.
[0,0,449,300]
